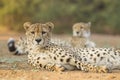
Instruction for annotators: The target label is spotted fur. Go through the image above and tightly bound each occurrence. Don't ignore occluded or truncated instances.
[71,47,120,70]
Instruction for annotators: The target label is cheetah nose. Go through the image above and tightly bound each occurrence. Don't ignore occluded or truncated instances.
[35,39,41,43]
[76,32,79,34]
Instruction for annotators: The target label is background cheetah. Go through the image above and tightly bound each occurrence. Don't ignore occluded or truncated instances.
[71,22,96,48]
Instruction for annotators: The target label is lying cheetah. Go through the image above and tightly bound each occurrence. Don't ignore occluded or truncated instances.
[71,22,96,48]
[23,22,109,73]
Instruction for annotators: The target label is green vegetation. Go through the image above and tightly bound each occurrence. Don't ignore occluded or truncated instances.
[0,0,120,34]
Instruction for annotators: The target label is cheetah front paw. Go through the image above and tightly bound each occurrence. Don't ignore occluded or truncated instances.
[78,62,110,73]
[97,66,111,73]
[46,64,65,72]
[53,64,65,72]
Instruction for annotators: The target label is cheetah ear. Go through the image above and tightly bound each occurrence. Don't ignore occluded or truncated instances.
[45,22,54,31]
[87,22,91,27]
[23,22,31,31]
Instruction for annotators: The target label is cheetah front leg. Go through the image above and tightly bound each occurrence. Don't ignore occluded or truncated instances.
[35,63,65,72]
[67,58,110,73]
[29,54,65,72]
[45,63,65,72]
[76,61,110,73]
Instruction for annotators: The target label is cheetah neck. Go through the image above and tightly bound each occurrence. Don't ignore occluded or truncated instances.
[28,41,58,56]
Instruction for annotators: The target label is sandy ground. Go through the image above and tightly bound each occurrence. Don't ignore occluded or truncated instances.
[0,33,120,80]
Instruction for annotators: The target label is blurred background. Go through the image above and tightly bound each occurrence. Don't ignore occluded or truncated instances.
[0,0,120,34]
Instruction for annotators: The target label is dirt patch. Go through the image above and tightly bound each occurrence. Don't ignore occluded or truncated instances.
[0,70,120,80]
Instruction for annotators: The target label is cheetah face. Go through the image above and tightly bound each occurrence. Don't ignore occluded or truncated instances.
[73,22,91,38]
[23,22,54,48]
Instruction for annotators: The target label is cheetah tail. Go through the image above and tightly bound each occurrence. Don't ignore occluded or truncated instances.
[7,38,18,55]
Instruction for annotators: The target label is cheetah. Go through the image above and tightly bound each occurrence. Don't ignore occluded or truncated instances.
[71,22,96,48]
[23,21,109,73]
[8,25,70,55]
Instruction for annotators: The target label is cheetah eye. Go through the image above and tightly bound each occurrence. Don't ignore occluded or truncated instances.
[31,31,35,34]
[42,31,46,35]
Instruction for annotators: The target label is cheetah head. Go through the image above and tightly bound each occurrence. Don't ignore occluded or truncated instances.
[23,22,54,48]
[72,22,91,38]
